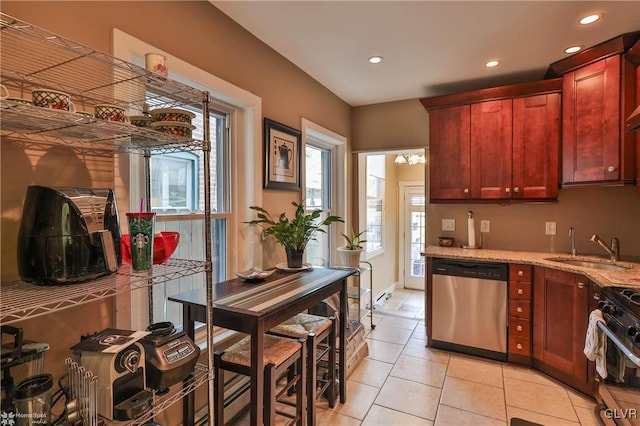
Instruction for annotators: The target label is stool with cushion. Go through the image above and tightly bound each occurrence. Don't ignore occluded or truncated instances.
[269,313,337,425]
[214,334,306,426]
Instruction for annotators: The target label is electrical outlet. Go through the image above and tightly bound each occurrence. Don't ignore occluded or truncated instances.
[442,219,455,231]
[480,220,490,233]
[545,221,557,235]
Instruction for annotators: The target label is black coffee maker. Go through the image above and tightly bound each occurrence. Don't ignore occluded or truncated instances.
[17,186,122,285]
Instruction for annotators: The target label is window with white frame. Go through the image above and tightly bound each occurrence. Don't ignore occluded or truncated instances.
[365,155,385,254]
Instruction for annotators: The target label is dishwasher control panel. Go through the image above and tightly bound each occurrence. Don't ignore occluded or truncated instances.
[432,258,508,281]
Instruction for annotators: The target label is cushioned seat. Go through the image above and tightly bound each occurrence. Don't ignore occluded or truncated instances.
[214,334,306,426]
[269,313,337,426]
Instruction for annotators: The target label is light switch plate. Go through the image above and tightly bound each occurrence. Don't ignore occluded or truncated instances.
[442,219,455,231]
[545,221,557,235]
[480,220,490,233]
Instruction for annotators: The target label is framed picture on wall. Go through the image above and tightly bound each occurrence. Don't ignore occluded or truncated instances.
[264,118,301,191]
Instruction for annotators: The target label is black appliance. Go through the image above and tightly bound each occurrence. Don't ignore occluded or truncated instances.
[593,286,640,425]
[139,322,200,392]
[17,186,121,285]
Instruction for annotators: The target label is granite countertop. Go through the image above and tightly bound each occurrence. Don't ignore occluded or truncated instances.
[423,246,640,289]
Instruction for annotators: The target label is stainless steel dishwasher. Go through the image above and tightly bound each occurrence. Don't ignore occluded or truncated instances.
[431,257,508,361]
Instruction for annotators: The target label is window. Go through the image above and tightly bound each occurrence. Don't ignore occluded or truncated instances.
[151,153,198,214]
[305,145,332,266]
[365,155,385,255]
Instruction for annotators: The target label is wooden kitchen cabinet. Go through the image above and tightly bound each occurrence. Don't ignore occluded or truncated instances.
[508,264,532,365]
[421,79,562,202]
[470,99,512,199]
[428,105,471,200]
[547,32,640,186]
[533,267,590,394]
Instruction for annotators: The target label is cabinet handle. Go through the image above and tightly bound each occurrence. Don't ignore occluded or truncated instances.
[607,166,616,172]
[464,188,469,193]
[516,343,523,350]
[505,187,511,193]
[578,282,585,289]
[517,325,523,332]
[517,307,523,313]
[517,270,524,277]
[513,187,520,193]
[517,289,524,295]
[593,293,600,301]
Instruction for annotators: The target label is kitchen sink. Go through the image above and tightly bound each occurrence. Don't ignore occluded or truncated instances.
[544,257,632,271]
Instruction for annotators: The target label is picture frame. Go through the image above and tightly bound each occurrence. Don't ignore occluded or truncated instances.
[263,118,302,191]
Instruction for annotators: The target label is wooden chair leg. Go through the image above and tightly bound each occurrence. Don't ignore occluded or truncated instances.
[264,363,276,426]
[298,338,307,426]
[327,317,337,408]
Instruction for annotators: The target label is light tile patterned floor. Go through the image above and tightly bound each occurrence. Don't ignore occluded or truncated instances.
[315,289,600,426]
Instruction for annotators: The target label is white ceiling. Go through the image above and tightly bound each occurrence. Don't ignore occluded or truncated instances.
[211,1,640,107]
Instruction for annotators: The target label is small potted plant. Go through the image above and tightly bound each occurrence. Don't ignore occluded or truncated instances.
[337,229,367,268]
[246,201,343,268]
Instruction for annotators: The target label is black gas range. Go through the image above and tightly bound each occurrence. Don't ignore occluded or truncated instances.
[595,286,640,426]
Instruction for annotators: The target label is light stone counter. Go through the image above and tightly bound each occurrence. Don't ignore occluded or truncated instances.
[423,246,640,289]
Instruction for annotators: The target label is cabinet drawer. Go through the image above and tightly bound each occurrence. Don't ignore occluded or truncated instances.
[510,264,532,281]
[509,300,531,319]
[509,317,531,338]
[509,335,531,355]
[509,282,531,300]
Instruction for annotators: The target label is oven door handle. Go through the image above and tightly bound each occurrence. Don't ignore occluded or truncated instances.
[597,321,640,368]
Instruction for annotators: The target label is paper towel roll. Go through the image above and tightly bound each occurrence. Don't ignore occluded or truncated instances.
[468,214,476,249]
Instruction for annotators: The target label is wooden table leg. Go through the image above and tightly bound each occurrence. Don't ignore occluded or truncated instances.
[250,322,265,425]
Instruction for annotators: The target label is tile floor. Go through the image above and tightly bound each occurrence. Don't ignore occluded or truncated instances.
[314,288,601,426]
[374,288,426,319]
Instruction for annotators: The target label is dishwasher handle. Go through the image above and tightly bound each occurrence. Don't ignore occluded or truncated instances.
[432,258,508,281]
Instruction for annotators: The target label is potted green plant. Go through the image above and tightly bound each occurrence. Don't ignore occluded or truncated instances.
[246,201,343,268]
[337,229,367,268]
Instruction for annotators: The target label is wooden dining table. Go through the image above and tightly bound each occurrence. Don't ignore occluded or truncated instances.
[169,266,354,425]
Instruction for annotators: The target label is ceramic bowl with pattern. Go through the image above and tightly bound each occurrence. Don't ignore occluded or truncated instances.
[150,121,195,138]
[150,108,195,124]
[95,104,127,122]
[32,89,74,111]
[130,115,154,127]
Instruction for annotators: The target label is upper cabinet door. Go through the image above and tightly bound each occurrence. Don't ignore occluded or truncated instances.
[428,105,471,200]
[513,94,560,199]
[470,99,513,199]
[562,56,621,184]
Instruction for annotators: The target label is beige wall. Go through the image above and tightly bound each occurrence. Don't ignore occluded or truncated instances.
[0,1,352,406]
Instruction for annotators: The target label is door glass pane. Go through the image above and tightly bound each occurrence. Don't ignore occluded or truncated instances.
[410,211,426,278]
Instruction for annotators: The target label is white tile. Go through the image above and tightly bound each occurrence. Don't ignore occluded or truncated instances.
[390,354,447,388]
[375,315,419,330]
[504,376,578,422]
[507,406,581,426]
[440,376,507,421]
[446,354,504,388]
[367,324,413,345]
[502,363,563,389]
[316,408,362,426]
[349,357,393,388]
[403,339,450,364]
[331,380,380,420]
[435,404,507,426]
[366,338,404,364]
[374,376,441,420]
[362,404,434,426]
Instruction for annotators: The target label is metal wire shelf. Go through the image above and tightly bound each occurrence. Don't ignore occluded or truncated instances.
[0,13,203,110]
[111,363,210,426]
[0,259,207,325]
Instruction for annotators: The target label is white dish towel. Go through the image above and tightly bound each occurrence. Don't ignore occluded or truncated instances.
[584,309,607,378]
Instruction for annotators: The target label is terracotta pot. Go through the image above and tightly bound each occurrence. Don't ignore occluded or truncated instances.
[336,247,363,268]
[286,248,305,268]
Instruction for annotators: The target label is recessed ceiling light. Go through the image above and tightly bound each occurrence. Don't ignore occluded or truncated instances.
[565,45,583,54]
[579,13,601,25]
[368,56,383,64]
[485,60,500,68]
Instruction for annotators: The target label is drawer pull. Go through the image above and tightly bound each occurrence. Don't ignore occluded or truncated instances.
[516,343,523,350]
[578,282,585,289]
[517,289,523,295]
[517,307,523,313]
[517,270,524,277]
[517,325,523,332]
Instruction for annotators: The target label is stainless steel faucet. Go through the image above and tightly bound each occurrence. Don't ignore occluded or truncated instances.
[569,227,576,256]
[590,234,619,261]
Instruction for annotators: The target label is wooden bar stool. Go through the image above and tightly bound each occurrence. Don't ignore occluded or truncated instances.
[269,313,337,426]
[214,334,306,426]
